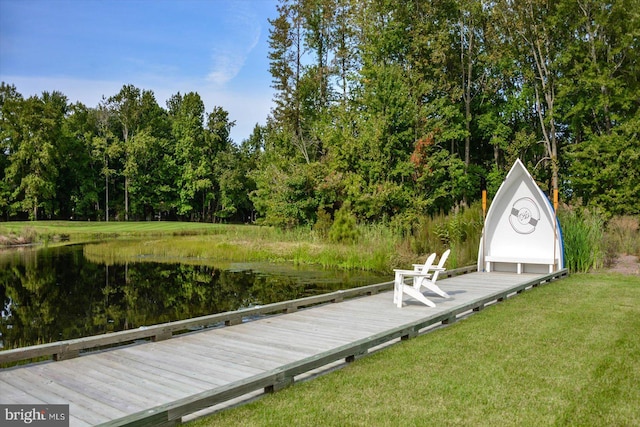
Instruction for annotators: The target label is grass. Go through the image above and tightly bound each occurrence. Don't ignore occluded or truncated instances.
[82,234,397,272]
[187,273,640,427]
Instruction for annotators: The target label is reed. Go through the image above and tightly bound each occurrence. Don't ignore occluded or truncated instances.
[84,236,282,266]
[558,207,605,273]
[5,214,480,273]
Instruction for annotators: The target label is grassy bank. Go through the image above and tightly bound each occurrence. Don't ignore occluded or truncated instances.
[187,273,640,426]
[0,221,441,272]
[0,207,484,272]
[0,222,389,271]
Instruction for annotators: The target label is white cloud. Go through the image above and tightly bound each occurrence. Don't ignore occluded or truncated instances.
[207,48,246,86]
[206,3,262,86]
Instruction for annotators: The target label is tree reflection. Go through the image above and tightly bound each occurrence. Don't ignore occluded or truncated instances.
[0,245,389,350]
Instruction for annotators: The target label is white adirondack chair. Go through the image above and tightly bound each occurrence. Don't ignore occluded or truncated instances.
[393,253,437,308]
[414,249,450,299]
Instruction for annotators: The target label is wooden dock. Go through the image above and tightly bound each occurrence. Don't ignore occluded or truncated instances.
[0,268,567,426]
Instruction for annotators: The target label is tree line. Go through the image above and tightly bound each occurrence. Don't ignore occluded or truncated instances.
[0,84,253,222]
[1,0,638,226]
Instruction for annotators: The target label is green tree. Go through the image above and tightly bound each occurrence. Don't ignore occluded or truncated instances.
[168,92,208,220]
[90,100,121,221]
[125,90,174,219]
[58,102,101,219]
[107,84,143,221]
[0,83,23,219]
[4,92,68,219]
[250,117,329,228]
[560,0,640,214]
[567,113,640,216]
[205,106,236,221]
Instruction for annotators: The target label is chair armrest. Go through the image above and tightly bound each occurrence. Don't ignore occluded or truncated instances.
[412,265,446,272]
[393,269,433,278]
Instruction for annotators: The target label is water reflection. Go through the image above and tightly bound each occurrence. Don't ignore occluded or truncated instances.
[0,245,389,349]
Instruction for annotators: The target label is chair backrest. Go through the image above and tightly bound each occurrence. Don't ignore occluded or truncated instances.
[421,253,437,272]
[436,249,450,269]
[431,249,450,282]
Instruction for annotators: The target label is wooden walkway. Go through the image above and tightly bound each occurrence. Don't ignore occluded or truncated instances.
[0,269,567,426]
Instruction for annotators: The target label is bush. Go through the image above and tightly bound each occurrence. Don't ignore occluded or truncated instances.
[329,204,359,244]
[313,208,333,240]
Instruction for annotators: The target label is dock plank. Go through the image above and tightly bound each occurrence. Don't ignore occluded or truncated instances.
[4,369,123,426]
[0,378,48,404]
[170,339,283,372]
[100,350,221,390]
[185,330,304,365]
[25,363,159,414]
[117,345,261,384]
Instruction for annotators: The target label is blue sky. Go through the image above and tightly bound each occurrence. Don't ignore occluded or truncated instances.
[0,0,278,142]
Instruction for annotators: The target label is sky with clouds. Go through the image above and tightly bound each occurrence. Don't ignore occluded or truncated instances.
[0,0,278,143]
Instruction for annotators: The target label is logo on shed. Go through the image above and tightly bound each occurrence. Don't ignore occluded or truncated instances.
[509,197,540,234]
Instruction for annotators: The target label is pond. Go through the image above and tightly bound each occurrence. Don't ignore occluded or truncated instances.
[0,244,391,350]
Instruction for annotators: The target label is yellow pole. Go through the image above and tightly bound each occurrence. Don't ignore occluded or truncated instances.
[553,188,559,270]
[481,189,487,272]
[482,189,487,219]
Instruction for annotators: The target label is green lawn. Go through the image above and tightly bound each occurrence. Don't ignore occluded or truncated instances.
[187,273,640,426]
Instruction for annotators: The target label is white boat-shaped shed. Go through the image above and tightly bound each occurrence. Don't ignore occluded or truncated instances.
[478,159,564,274]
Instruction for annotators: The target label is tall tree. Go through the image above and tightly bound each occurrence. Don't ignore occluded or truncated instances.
[204,106,235,221]
[495,0,568,193]
[107,84,143,220]
[168,92,207,219]
[58,102,100,219]
[331,0,359,104]
[269,0,318,163]
[91,99,120,221]
[456,0,489,170]
[126,90,173,219]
